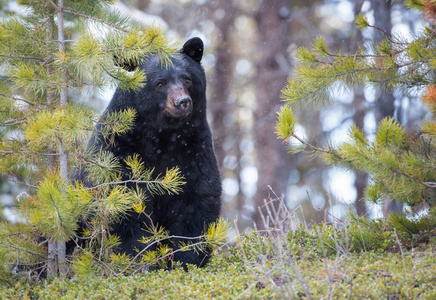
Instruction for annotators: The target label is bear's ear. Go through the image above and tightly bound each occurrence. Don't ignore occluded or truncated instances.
[181,37,203,63]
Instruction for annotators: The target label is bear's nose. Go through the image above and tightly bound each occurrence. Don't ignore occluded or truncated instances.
[175,97,192,110]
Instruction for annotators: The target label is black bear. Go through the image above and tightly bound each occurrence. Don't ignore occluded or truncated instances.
[82,37,221,268]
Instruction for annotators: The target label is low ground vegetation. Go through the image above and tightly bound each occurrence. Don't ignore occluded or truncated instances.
[1,198,436,299]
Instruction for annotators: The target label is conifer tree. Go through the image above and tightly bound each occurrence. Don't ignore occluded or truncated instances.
[0,0,189,279]
[276,0,436,212]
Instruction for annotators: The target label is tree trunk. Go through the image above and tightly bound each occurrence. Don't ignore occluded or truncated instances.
[47,0,69,278]
[253,0,292,228]
[371,0,403,215]
[352,0,368,217]
[210,0,233,172]
[372,0,396,120]
[353,91,368,216]
[46,16,58,278]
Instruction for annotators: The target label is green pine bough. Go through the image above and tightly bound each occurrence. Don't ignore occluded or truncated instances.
[276,4,436,209]
[0,0,228,281]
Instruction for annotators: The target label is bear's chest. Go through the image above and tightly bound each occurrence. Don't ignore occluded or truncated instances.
[142,132,207,170]
[116,128,220,198]
[153,143,209,185]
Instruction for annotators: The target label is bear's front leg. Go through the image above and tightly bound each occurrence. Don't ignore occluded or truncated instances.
[163,197,220,269]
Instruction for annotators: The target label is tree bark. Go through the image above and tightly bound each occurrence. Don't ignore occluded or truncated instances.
[46,16,58,278]
[353,90,368,216]
[352,0,368,217]
[253,0,292,228]
[48,0,68,278]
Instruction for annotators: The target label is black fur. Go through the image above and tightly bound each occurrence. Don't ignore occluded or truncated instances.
[78,38,221,269]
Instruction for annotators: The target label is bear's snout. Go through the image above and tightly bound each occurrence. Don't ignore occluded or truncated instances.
[175,96,192,110]
[165,84,193,119]
[172,95,193,118]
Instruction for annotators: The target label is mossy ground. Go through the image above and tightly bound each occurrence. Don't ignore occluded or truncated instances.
[2,244,435,299]
[3,208,436,299]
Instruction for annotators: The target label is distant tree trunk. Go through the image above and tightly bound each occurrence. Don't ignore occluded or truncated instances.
[372,0,395,125]
[253,0,292,228]
[371,0,403,215]
[210,0,234,171]
[352,0,368,217]
[353,89,368,216]
[209,0,246,218]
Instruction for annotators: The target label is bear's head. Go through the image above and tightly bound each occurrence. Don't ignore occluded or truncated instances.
[112,37,207,131]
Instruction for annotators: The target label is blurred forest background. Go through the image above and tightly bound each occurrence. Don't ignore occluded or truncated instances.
[0,0,429,232]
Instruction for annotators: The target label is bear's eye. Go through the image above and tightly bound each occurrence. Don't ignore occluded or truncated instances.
[156,80,166,88]
[184,78,192,85]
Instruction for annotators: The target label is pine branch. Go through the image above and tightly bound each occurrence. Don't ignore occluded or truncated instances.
[0,93,40,106]
[2,118,27,126]
[0,0,183,280]
[376,62,430,86]
[15,33,51,45]
[0,54,45,61]
[0,242,45,258]
[366,24,409,45]
[291,133,344,160]
[288,134,436,189]
[101,65,126,82]
[115,234,209,276]
[46,0,58,11]
[33,15,54,32]
[3,231,30,237]
[86,179,178,191]
[356,151,436,189]
[69,246,118,276]
[8,177,37,189]
[307,59,426,81]
[0,150,61,156]
[63,8,128,33]
[49,195,65,233]
[75,153,108,170]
